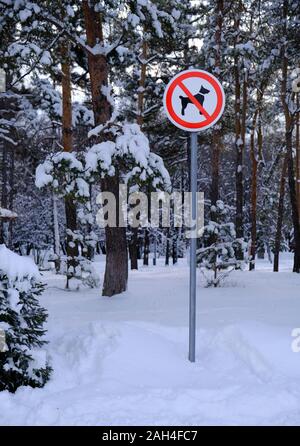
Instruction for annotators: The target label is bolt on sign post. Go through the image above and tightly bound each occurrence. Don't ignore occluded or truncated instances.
[163,69,225,362]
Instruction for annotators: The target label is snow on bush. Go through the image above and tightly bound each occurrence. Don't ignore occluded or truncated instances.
[197,201,247,287]
[0,245,51,392]
[0,208,17,219]
[35,152,89,199]
[85,123,171,191]
[36,123,170,194]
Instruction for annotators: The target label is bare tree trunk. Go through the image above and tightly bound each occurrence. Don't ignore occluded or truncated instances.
[249,136,258,270]
[0,142,7,244]
[296,93,300,223]
[281,0,300,272]
[83,0,128,296]
[165,233,170,266]
[172,232,178,265]
[102,171,128,296]
[143,188,151,266]
[8,143,15,248]
[153,235,157,266]
[287,127,300,271]
[52,192,61,273]
[210,0,223,220]
[274,153,288,272]
[137,39,147,127]
[249,88,264,270]
[234,5,244,258]
[61,43,73,152]
[143,229,150,266]
[130,38,148,270]
[129,229,138,270]
[61,40,79,289]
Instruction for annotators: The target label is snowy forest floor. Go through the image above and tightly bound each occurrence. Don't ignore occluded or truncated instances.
[1,253,300,426]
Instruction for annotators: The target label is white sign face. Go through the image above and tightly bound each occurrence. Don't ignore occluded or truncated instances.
[163,69,225,132]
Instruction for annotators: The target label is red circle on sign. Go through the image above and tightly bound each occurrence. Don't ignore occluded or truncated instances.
[163,70,225,132]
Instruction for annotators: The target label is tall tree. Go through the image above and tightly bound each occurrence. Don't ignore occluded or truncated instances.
[280,0,300,272]
[60,40,79,288]
[82,0,128,296]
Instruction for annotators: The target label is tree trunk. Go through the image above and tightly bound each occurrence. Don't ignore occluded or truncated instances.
[83,0,128,296]
[61,40,79,288]
[130,37,148,269]
[273,153,288,272]
[249,146,258,270]
[296,93,300,223]
[143,188,150,266]
[101,172,128,296]
[61,42,73,153]
[0,141,8,244]
[129,228,138,270]
[249,88,264,270]
[137,39,147,127]
[52,192,61,273]
[234,6,244,258]
[165,232,170,266]
[210,0,223,220]
[153,235,157,266]
[287,128,300,272]
[8,141,15,248]
[172,234,178,265]
[280,0,300,272]
[143,229,150,266]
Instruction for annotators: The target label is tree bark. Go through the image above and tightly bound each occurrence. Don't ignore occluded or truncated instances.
[143,188,151,266]
[61,40,79,288]
[210,0,223,220]
[101,172,128,296]
[273,153,288,272]
[137,39,147,127]
[249,135,258,270]
[249,88,264,270]
[280,0,300,272]
[7,141,15,248]
[286,127,300,271]
[143,229,150,266]
[83,0,128,296]
[234,5,244,258]
[296,93,300,222]
[0,140,8,244]
[130,38,148,270]
[172,233,178,265]
[52,192,61,273]
[165,233,170,266]
[129,229,138,270]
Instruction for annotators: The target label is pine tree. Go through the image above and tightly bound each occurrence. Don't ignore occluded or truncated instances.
[0,245,51,392]
[197,201,245,287]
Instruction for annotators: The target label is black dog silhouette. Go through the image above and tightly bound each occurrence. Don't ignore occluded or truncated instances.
[179,85,210,116]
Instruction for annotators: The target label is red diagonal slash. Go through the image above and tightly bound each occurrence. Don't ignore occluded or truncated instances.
[178,80,211,120]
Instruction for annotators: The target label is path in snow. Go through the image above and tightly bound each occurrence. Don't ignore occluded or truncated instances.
[1,253,300,425]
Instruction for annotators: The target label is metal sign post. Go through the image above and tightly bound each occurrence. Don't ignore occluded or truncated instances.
[189,132,198,362]
[163,69,225,362]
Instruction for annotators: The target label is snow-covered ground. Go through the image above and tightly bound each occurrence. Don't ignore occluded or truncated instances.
[1,253,300,426]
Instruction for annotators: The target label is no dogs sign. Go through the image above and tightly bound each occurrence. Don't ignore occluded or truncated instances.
[163,69,225,132]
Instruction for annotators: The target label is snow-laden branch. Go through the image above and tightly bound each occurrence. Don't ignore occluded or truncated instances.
[9,31,64,88]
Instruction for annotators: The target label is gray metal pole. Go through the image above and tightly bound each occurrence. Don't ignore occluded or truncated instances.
[189,132,197,362]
